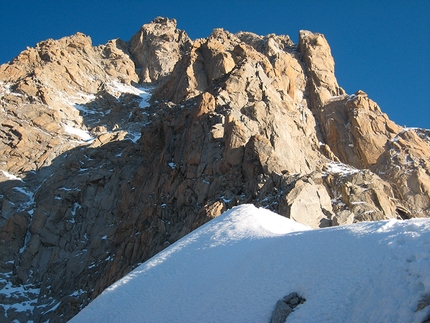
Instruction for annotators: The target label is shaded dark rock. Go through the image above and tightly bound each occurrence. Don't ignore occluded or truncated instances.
[271,292,306,323]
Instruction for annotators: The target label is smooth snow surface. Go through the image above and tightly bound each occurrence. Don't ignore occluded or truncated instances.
[63,124,93,142]
[70,205,430,323]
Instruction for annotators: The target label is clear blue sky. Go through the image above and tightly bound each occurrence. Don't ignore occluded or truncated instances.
[1,0,429,128]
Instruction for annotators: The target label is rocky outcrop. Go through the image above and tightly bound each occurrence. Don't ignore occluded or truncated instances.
[323,167,402,223]
[0,31,142,175]
[271,292,306,323]
[129,17,192,83]
[298,29,430,219]
[279,172,333,228]
[0,18,429,322]
[375,128,430,218]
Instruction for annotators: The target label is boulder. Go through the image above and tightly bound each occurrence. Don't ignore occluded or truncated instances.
[271,292,306,323]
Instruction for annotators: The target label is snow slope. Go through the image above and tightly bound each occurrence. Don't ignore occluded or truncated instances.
[70,204,430,323]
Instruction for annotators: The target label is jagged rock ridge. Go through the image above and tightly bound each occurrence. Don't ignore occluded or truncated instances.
[0,17,429,322]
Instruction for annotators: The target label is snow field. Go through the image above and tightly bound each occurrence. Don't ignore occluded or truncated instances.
[70,205,430,323]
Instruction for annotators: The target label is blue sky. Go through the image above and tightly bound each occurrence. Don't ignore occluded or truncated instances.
[1,0,429,128]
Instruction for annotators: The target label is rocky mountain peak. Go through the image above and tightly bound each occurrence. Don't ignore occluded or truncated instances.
[0,17,429,322]
[129,16,191,83]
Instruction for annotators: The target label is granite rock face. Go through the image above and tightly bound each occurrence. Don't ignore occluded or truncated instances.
[129,17,192,83]
[0,18,429,322]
